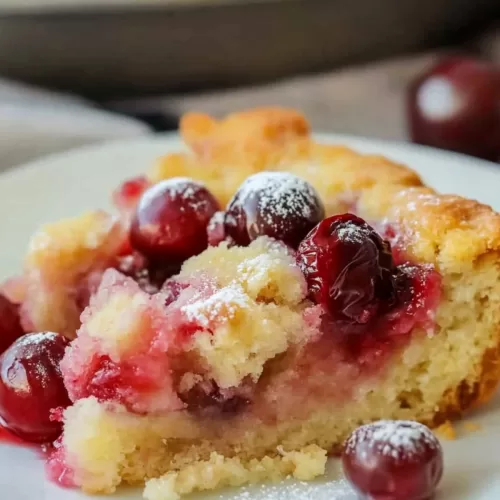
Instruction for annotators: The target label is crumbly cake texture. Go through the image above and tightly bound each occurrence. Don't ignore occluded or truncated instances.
[21,211,124,338]
[22,107,500,499]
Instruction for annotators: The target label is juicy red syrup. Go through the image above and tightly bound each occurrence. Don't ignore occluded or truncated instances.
[44,439,75,488]
[0,426,75,488]
[294,215,442,399]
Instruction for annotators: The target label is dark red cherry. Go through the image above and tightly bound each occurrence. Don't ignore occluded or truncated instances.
[0,332,71,443]
[0,294,24,355]
[178,378,249,416]
[130,178,220,262]
[297,214,396,327]
[408,57,500,161]
[342,420,443,500]
[224,172,325,248]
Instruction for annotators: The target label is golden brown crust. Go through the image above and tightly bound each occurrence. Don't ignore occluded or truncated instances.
[358,186,500,271]
[181,107,310,156]
[149,108,422,206]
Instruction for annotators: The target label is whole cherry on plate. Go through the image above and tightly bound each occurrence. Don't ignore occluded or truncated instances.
[408,56,500,161]
[0,332,71,443]
[130,177,220,263]
[0,294,24,355]
[342,420,443,500]
[296,214,396,328]
[224,172,325,248]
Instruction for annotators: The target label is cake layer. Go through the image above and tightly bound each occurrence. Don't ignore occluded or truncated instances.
[57,238,500,495]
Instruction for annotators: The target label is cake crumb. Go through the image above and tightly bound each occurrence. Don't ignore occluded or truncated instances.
[434,420,456,440]
[142,445,327,500]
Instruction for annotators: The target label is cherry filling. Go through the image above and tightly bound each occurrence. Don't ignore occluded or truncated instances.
[177,378,251,416]
[342,420,443,500]
[297,214,441,338]
[0,332,71,443]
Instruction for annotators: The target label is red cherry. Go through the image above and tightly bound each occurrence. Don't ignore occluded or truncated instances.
[408,57,500,161]
[224,172,325,248]
[296,214,396,328]
[0,332,71,443]
[130,178,220,262]
[0,294,24,355]
[342,420,443,500]
[177,378,250,416]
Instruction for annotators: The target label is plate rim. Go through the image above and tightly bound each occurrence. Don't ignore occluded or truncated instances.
[1,131,499,185]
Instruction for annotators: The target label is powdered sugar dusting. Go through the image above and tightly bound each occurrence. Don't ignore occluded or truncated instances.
[182,284,250,328]
[236,172,318,225]
[144,177,211,212]
[344,420,440,461]
[336,223,369,244]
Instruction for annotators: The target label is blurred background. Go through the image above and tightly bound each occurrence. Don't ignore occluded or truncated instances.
[1,0,500,168]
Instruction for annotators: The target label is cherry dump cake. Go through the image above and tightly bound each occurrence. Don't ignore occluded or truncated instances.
[1,108,500,500]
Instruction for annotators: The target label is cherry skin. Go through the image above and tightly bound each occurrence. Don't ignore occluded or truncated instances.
[224,172,325,249]
[0,332,71,443]
[296,214,396,327]
[0,294,24,355]
[408,57,500,161]
[342,420,443,500]
[130,178,220,262]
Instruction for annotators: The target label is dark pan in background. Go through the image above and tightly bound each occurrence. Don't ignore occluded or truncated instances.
[0,0,498,98]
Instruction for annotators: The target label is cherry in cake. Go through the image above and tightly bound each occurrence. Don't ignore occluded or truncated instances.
[296,214,441,338]
[130,177,220,262]
[0,332,70,443]
[224,171,325,248]
[297,214,397,327]
[342,420,443,500]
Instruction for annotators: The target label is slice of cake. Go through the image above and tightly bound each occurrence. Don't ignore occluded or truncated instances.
[1,108,499,500]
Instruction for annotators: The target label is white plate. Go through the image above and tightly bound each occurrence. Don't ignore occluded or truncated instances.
[1,133,500,500]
